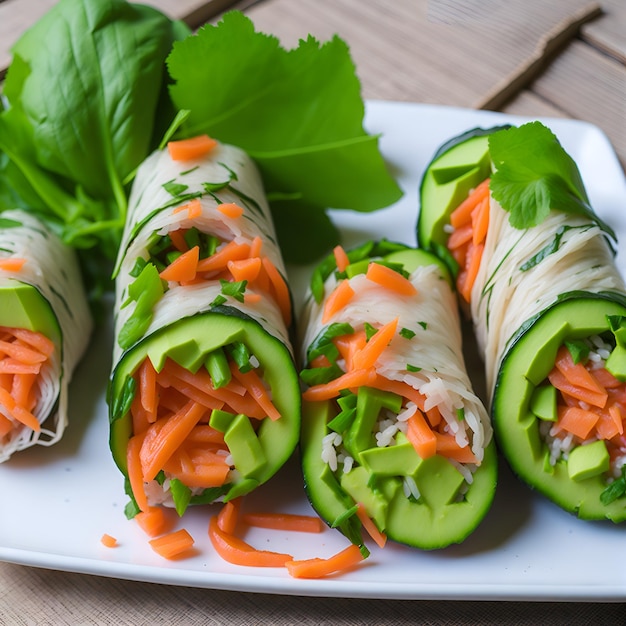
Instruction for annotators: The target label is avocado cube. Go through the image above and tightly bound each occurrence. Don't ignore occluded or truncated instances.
[605,345,626,382]
[530,385,558,421]
[567,440,610,481]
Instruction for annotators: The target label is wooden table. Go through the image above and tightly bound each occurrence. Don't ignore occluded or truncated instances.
[1,1,625,623]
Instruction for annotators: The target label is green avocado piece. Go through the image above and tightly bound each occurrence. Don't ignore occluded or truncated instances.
[340,465,389,530]
[384,248,452,285]
[417,127,508,252]
[0,281,61,348]
[108,306,301,502]
[493,292,626,521]
[605,344,626,381]
[530,384,558,421]
[359,436,422,476]
[568,441,610,482]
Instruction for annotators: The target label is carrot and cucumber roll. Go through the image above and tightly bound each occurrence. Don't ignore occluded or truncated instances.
[298,241,496,551]
[0,209,92,462]
[418,121,626,521]
[108,136,300,517]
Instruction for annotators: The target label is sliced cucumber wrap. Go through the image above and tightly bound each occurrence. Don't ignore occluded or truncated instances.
[0,209,92,462]
[109,141,300,515]
[418,124,626,520]
[299,241,496,550]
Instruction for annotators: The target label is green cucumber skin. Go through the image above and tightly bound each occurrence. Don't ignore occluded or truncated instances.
[109,306,301,502]
[493,292,626,522]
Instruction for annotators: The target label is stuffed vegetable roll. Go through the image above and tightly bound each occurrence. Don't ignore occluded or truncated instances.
[0,209,92,462]
[108,136,300,516]
[418,121,626,521]
[299,241,496,551]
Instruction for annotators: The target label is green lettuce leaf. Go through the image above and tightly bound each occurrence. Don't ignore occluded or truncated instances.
[167,11,402,262]
[488,122,615,239]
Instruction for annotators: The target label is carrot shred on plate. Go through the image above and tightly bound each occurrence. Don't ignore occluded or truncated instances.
[149,528,195,559]
[100,534,118,548]
[284,544,365,579]
[242,511,325,534]
[135,506,175,538]
[355,503,387,548]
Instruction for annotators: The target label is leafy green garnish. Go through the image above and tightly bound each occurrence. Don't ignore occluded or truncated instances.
[219,279,247,302]
[489,122,615,239]
[565,339,590,365]
[400,328,416,340]
[600,466,626,506]
[167,11,402,262]
[406,364,421,372]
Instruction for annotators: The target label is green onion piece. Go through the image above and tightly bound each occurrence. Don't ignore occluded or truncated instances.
[205,347,232,389]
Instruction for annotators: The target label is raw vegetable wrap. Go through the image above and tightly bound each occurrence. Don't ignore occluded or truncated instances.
[108,136,300,516]
[0,209,92,462]
[417,122,626,521]
[299,241,496,551]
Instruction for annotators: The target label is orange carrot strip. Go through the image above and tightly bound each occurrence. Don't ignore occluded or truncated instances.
[163,454,230,489]
[208,516,293,567]
[186,425,226,445]
[242,512,325,534]
[229,363,281,421]
[243,293,262,305]
[554,346,608,395]
[334,330,367,372]
[217,499,242,534]
[596,411,621,441]
[160,245,199,283]
[322,280,355,324]
[168,134,217,161]
[425,405,442,428]
[0,339,48,364]
[227,257,262,283]
[140,401,207,482]
[333,245,350,273]
[127,432,149,512]
[548,369,607,409]
[351,317,399,371]
[365,263,417,296]
[449,179,490,228]
[196,241,251,273]
[168,229,189,252]
[593,368,623,389]
[249,236,263,259]
[302,368,377,402]
[472,196,490,246]
[130,389,151,435]
[100,534,118,548]
[173,198,202,220]
[261,257,292,326]
[434,432,478,464]
[135,506,175,538]
[355,503,387,548]
[10,328,55,357]
[457,242,483,303]
[609,404,624,436]
[11,405,40,432]
[0,258,26,272]
[217,203,244,219]
[368,375,426,412]
[138,358,159,420]
[406,411,437,459]
[557,405,600,439]
[0,414,13,438]
[11,372,36,412]
[149,528,195,560]
[447,224,473,250]
[285,544,365,579]
[0,359,40,375]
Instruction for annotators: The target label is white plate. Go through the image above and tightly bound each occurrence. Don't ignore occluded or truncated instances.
[1,101,626,602]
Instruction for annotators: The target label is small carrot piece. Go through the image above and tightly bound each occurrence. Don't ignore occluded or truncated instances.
[217,499,242,534]
[168,134,217,161]
[249,236,263,259]
[135,506,174,538]
[217,203,244,219]
[11,405,40,432]
[208,517,293,567]
[472,196,490,246]
[229,363,281,421]
[365,263,417,296]
[447,224,473,250]
[333,245,350,273]
[368,375,426,411]
[138,358,158,420]
[548,369,607,409]
[173,198,202,220]
[196,241,251,273]
[261,257,292,327]
[0,258,26,272]
[554,346,608,395]
[11,372,37,412]
[0,339,48,364]
[351,317,398,371]
[242,512,325,534]
[434,432,478,464]
[609,404,624,436]
[100,534,118,548]
[449,179,490,228]
[0,414,13,438]
[355,503,387,548]
[159,245,199,283]
[127,432,149,512]
[10,328,55,357]
[149,528,195,559]
[333,330,367,372]
[227,257,262,283]
[322,280,355,324]
[164,455,230,489]
[557,405,600,439]
[168,229,189,252]
[302,367,377,402]
[285,544,365,579]
[406,411,437,459]
[457,242,483,303]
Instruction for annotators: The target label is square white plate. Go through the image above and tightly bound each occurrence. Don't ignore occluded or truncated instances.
[1,101,625,601]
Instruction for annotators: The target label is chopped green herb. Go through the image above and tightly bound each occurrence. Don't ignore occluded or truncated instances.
[364,322,378,341]
[220,279,247,302]
[600,466,626,505]
[565,339,590,365]
[406,364,421,372]
[211,294,227,307]
[170,478,193,516]
[162,179,189,196]
[456,407,465,421]
[417,321,427,330]
[129,257,147,278]
[400,328,416,339]
[226,341,253,372]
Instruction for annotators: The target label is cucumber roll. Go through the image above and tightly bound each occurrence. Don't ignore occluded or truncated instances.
[0,210,92,462]
[108,136,300,516]
[418,121,626,521]
[299,241,496,551]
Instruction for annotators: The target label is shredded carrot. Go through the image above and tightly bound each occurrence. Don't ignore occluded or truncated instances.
[163,450,230,488]
[355,503,387,548]
[365,263,417,296]
[208,516,293,567]
[249,236,263,259]
[351,317,398,371]
[168,229,189,252]
[10,328,54,357]
[0,258,26,272]
[261,257,292,327]
[302,367,377,402]
[149,528,195,559]
[243,292,262,305]
[217,203,244,219]
[0,414,13,438]
[557,405,600,439]
[168,134,217,161]
[227,257,262,283]
[284,544,365,579]
[457,242,483,303]
[229,363,281,421]
[548,369,607,409]
[406,411,437,459]
[173,198,202,220]
[554,346,607,396]
[242,512,325,534]
[434,432,478,464]
[447,223,473,250]
[449,179,490,228]
[333,245,350,273]
[217,499,242,534]
[472,196,490,246]
[159,245,199,283]
[126,432,149,512]
[135,506,174,538]
[196,240,251,273]
[322,280,355,324]
[100,534,118,548]
[333,330,367,372]
[138,358,158,422]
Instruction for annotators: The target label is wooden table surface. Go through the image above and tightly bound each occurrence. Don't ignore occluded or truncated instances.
[1,1,625,624]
